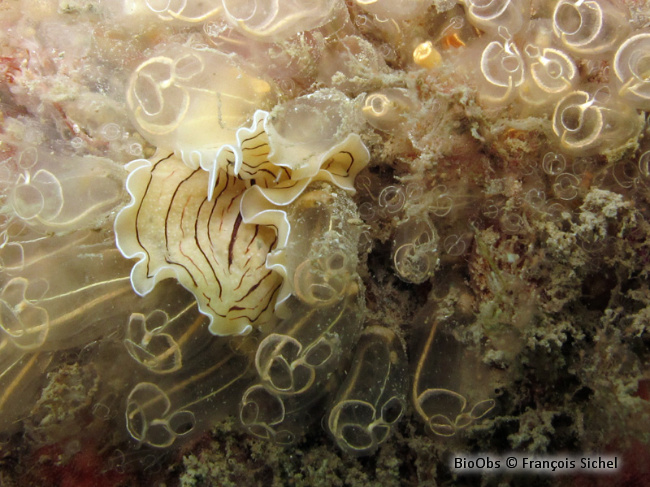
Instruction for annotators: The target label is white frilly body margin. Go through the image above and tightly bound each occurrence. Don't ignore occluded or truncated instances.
[115,108,369,335]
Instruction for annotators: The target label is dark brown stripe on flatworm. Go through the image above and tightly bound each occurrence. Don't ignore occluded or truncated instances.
[324,151,355,176]
[135,152,174,279]
[228,212,243,270]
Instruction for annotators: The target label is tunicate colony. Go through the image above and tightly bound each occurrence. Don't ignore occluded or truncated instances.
[1,0,650,480]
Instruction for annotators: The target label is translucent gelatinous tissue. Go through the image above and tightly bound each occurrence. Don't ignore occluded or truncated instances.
[240,292,364,444]
[237,92,369,309]
[127,45,273,167]
[362,88,415,134]
[613,33,650,110]
[520,44,577,107]
[261,89,368,189]
[143,0,223,22]
[477,27,525,105]
[256,184,364,315]
[0,230,195,353]
[552,0,629,57]
[6,152,124,233]
[239,182,365,444]
[114,152,282,336]
[327,326,407,456]
[222,0,345,41]
[552,88,642,155]
[124,303,203,375]
[125,336,253,448]
[392,216,439,284]
[0,231,208,437]
[463,0,530,36]
[0,352,53,434]
[354,0,430,20]
[412,315,496,437]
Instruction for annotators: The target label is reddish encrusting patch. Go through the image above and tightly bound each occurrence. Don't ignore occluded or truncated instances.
[0,53,24,84]
[565,439,650,487]
[635,378,650,401]
[28,441,132,487]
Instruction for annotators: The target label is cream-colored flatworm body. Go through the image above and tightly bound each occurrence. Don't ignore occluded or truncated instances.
[115,152,281,335]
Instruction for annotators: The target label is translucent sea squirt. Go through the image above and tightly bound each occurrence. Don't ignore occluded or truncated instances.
[126,45,274,170]
[221,0,345,41]
[327,326,407,456]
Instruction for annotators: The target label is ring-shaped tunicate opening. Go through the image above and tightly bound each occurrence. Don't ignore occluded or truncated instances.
[521,45,580,105]
[168,410,196,436]
[123,313,183,373]
[443,235,467,256]
[309,283,337,302]
[240,385,286,427]
[428,414,456,436]
[31,170,64,220]
[481,36,524,89]
[366,94,390,117]
[303,335,336,368]
[417,388,466,418]
[0,242,25,270]
[341,424,374,450]
[431,193,453,217]
[145,335,181,372]
[546,60,563,79]
[542,152,566,175]
[257,333,317,393]
[454,412,473,429]
[0,278,50,350]
[101,123,122,140]
[0,300,49,349]
[525,189,546,209]
[470,399,496,419]
[612,160,638,189]
[358,202,375,221]
[502,55,521,73]
[267,357,297,392]
[257,335,301,370]
[133,73,167,118]
[293,260,347,307]
[500,212,524,234]
[553,173,580,200]
[378,186,405,213]
[561,105,583,132]
[381,396,405,424]
[555,3,582,35]
[639,151,650,179]
[125,383,178,447]
[275,430,295,445]
[613,33,650,108]
[327,252,347,272]
[12,184,44,220]
[172,53,203,80]
[18,147,38,169]
[222,0,267,22]
[393,244,431,284]
[126,404,149,443]
[146,0,173,14]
